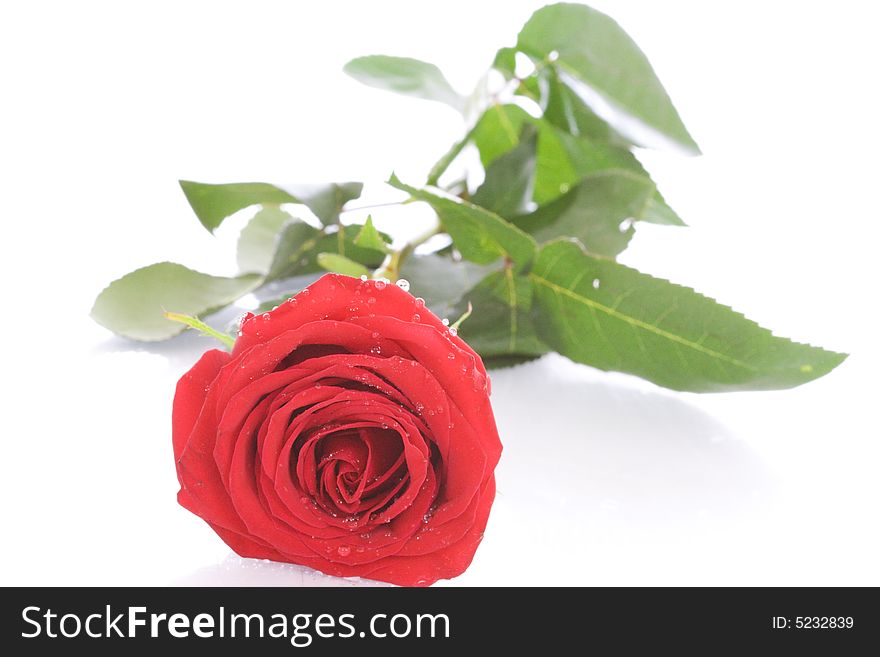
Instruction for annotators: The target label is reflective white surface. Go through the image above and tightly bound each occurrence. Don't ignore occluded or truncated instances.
[1,0,878,586]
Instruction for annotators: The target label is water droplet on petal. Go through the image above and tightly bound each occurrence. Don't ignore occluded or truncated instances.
[286,297,297,306]
[301,288,310,296]
[374,280,386,290]
[449,327,458,336]
[395,278,410,292]
[412,313,421,322]
[414,297,425,307]
[366,297,376,305]
[360,274,368,282]
[337,545,351,557]
[370,345,381,355]
[442,318,450,326]
[447,352,455,360]
[371,331,380,339]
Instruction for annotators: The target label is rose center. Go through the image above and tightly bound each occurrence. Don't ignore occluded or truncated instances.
[301,426,406,518]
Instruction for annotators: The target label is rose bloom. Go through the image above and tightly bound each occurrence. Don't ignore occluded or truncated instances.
[172,274,502,586]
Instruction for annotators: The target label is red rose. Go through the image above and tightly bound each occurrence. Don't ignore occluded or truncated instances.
[172,273,501,586]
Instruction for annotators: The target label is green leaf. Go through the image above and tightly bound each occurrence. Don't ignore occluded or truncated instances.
[534,122,684,225]
[316,252,370,278]
[471,129,537,217]
[353,216,391,253]
[179,180,363,231]
[542,66,622,144]
[91,262,261,341]
[426,103,534,186]
[266,222,323,280]
[290,183,364,227]
[267,223,385,281]
[399,254,497,319]
[236,206,294,274]
[518,171,656,257]
[471,104,534,167]
[642,197,685,227]
[530,240,847,392]
[343,55,464,111]
[452,269,549,359]
[426,130,471,186]
[492,47,518,78]
[388,174,536,266]
[517,3,700,155]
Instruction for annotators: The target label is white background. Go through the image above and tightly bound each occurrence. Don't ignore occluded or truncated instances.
[1,1,878,586]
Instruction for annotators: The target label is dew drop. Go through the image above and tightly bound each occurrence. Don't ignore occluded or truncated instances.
[449,327,458,336]
[414,297,425,307]
[366,297,376,305]
[592,278,601,289]
[260,313,270,320]
[370,345,382,355]
[286,297,297,306]
[301,288,310,296]
[360,274,368,282]
[448,422,455,429]
[412,313,421,322]
[447,352,455,360]
[395,278,410,292]
[359,532,372,540]
[374,280,386,290]
[337,545,351,557]
[442,318,450,326]
[371,331,380,339]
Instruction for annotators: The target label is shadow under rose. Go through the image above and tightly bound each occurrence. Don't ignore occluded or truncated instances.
[469,354,775,585]
[172,555,390,587]
[170,354,773,586]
